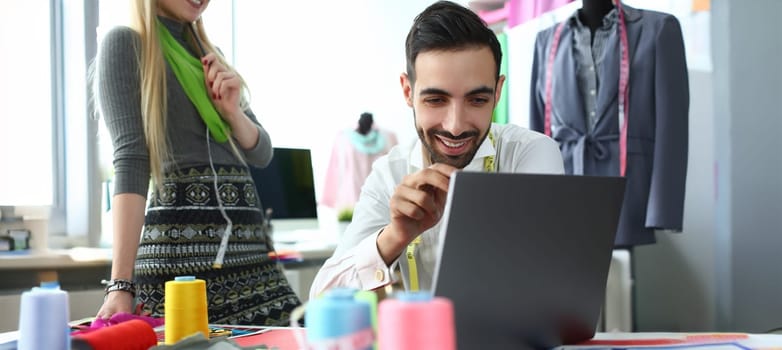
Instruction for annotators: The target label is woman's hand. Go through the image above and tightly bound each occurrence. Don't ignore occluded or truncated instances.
[201,52,260,149]
[95,291,134,320]
[202,52,243,125]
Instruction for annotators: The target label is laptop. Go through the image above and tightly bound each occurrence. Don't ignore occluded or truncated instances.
[432,171,626,349]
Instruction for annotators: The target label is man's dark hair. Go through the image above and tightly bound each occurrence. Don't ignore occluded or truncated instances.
[405,0,502,84]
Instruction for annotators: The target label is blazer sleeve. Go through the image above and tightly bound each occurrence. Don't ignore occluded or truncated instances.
[645,15,689,231]
[529,30,548,133]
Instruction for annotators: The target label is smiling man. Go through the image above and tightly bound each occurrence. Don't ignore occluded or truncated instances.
[309,1,564,298]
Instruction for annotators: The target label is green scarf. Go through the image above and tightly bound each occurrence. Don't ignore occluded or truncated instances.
[157,20,230,143]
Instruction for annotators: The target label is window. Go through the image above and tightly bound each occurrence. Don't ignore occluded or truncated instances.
[0,2,54,207]
[0,0,240,246]
[0,1,101,246]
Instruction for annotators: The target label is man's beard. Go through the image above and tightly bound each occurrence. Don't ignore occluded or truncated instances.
[414,111,489,169]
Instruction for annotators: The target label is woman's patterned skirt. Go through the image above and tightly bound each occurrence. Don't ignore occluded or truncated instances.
[134,165,301,325]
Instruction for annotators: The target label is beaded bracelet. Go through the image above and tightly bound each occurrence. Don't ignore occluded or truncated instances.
[101,278,137,297]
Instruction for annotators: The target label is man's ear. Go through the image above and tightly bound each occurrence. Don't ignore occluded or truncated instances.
[400,73,414,107]
[495,74,506,105]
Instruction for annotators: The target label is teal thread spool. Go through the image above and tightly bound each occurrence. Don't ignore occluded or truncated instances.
[305,288,374,349]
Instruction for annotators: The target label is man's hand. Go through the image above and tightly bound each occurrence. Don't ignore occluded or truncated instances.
[377,163,457,264]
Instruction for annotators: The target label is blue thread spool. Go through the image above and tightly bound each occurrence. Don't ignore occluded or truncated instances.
[305,288,373,350]
[18,281,70,350]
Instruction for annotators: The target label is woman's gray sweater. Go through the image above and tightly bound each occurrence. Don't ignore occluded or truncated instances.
[96,17,272,197]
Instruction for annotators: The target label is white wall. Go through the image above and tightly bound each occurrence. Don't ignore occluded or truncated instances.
[634,0,782,333]
[232,1,469,202]
[711,0,782,332]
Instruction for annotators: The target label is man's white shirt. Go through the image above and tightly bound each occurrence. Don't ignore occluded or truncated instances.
[309,123,564,299]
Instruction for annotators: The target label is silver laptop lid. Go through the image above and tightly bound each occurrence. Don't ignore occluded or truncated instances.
[433,171,625,349]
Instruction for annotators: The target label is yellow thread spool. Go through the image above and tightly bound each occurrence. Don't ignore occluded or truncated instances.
[164,276,209,344]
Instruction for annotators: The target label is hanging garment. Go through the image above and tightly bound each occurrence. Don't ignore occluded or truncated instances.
[509,0,575,28]
[505,1,580,127]
[321,128,398,210]
[529,4,689,247]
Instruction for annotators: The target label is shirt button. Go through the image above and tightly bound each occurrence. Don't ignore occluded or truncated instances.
[590,111,596,117]
[589,89,596,96]
[374,269,385,281]
[589,65,595,71]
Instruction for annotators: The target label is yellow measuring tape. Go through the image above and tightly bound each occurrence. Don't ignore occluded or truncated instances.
[406,131,496,291]
[406,236,423,291]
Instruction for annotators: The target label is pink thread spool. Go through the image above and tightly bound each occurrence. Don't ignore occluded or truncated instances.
[378,292,456,350]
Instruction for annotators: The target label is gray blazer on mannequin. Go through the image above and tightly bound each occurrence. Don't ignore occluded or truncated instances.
[529,4,689,247]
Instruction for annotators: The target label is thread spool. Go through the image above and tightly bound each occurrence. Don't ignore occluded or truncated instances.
[305,288,374,350]
[378,291,456,350]
[164,276,209,344]
[353,290,378,350]
[71,319,157,350]
[17,281,70,350]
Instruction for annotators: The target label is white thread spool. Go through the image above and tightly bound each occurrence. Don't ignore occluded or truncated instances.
[17,281,70,350]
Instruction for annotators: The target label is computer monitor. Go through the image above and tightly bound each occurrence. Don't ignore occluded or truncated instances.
[249,147,319,233]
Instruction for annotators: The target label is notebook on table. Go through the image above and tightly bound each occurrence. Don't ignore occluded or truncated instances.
[432,171,626,349]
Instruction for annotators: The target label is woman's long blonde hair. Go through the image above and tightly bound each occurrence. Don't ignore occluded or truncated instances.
[131,0,249,189]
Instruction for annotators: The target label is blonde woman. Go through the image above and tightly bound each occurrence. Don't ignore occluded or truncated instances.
[94,0,300,325]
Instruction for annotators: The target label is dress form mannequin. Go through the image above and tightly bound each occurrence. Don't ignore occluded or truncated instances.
[530,1,690,247]
[579,0,614,35]
[322,112,397,210]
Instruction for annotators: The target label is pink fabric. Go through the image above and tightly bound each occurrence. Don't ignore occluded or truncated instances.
[320,128,397,210]
[508,0,574,28]
[478,4,511,25]
[71,312,164,335]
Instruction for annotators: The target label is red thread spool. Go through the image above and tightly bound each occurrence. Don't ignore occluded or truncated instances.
[72,319,157,350]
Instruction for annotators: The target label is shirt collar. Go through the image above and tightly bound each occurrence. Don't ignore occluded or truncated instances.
[569,7,619,31]
[567,4,642,30]
[408,125,496,172]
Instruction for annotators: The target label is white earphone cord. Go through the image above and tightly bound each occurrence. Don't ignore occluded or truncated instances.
[207,125,233,269]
